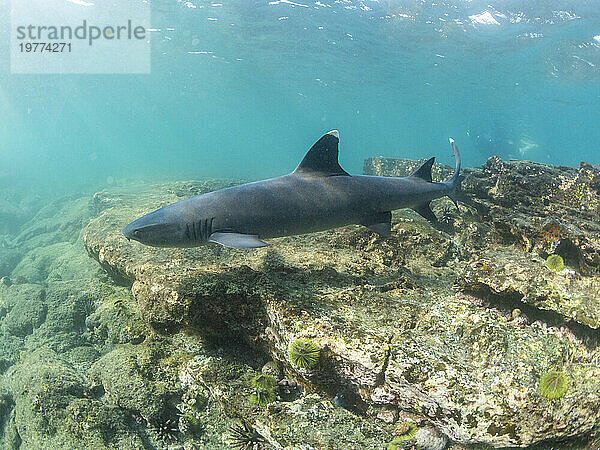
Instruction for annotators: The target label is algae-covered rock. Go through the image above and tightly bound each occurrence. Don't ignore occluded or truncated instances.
[26,280,103,354]
[4,154,600,449]
[0,184,43,236]
[175,334,396,448]
[0,246,22,279]
[0,347,146,449]
[0,283,46,370]
[88,342,182,423]
[12,241,102,284]
[267,393,393,448]
[82,172,600,448]
[458,248,600,329]
[2,285,46,337]
[13,196,93,251]
[11,242,75,283]
[363,156,457,181]
[461,158,600,275]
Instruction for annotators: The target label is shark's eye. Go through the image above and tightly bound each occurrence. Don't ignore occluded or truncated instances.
[133,230,140,236]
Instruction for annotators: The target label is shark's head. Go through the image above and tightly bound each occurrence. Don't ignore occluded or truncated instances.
[122,205,188,247]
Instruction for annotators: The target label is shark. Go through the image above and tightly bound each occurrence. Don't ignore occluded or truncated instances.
[122,130,461,248]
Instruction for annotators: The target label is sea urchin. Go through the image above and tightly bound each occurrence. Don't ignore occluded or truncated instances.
[228,420,266,449]
[539,370,568,399]
[288,339,320,370]
[546,254,565,272]
[250,374,277,391]
[249,388,276,407]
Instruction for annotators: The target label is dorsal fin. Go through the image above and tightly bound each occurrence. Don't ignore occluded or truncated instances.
[410,157,435,182]
[293,130,350,176]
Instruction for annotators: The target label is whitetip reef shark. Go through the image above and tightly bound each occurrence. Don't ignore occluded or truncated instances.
[122,130,461,248]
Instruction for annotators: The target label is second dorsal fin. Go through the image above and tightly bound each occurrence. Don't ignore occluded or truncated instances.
[410,157,435,182]
[293,130,350,177]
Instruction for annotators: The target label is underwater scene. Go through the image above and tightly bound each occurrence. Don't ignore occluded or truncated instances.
[1,0,600,449]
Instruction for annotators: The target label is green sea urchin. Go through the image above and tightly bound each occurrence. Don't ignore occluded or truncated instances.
[248,373,277,407]
[250,374,277,391]
[387,421,419,450]
[249,388,276,407]
[546,254,564,272]
[539,370,568,399]
[289,339,320,369]
[394,421,418,441]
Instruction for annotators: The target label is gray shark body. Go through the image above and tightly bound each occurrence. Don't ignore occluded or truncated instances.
[122,130,461,248]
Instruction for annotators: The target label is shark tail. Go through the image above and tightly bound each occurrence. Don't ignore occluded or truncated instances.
[445,138,461,208]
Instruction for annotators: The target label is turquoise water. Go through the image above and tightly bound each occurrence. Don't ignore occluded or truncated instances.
[2,0,600,192]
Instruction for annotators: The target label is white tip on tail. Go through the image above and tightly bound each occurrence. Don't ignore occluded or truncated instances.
[449,137,455,144]
[327,129,339,139]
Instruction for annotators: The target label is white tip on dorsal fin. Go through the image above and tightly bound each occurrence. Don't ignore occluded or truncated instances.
[293,130,349,177]
[449,137,455,144]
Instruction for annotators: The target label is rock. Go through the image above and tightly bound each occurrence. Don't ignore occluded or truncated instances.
[266,394,393,448]
[82,172,600,448]
[0,283,45,320]
[2,284,46,337]
[4,155,600,448]
[0,283,46,370]
[261,360,281,379]
[88,342,182,422]
[0,185,43,236]
[0,347,145,449]
[0,247,22,279]
[12,196,93,251]
[414,426,448,450]
[376,406,398,424]
[457,248,600,329]
[11,242,74,283]
[26,280,104,354]
[461,158,600,275]
[67,346,101,373]
[11,242,101,284]
[363,157,457,181]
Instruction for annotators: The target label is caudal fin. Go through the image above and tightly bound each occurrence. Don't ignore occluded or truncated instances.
[446,138,461,207]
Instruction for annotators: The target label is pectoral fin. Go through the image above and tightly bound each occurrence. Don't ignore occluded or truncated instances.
[208,232,269,248]
[360,211,392,237]
[413,203,438,223]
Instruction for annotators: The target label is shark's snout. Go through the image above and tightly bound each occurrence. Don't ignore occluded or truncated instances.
[121,222,138,242]
[121,207,188,247]
[121,213,161,244]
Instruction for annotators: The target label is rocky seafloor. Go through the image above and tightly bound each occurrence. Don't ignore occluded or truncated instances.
[0,156,599,449]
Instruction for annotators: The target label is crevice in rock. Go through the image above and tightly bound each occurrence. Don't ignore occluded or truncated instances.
[548,238,582,272]
[85,248,134,288]
[462,282,599,347]
[375,336,393,388]
[0,393,15,440]
[202,333,271,372]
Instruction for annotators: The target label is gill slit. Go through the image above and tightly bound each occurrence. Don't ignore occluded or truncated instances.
[187,217,215,243]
